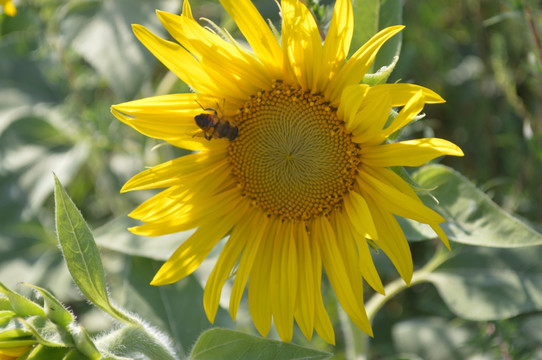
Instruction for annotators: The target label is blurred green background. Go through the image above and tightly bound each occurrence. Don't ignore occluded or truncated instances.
[1,0,541,359]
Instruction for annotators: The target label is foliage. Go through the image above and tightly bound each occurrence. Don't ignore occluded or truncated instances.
[1,0,541,359]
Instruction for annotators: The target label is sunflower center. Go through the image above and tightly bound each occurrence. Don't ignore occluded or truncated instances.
[229,81,361,221]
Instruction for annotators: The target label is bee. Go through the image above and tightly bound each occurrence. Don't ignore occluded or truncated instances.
[194,101,238,141]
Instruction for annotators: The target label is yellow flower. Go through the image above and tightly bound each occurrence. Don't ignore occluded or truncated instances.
[0,0,16,17]
[111,0,463,344]
[0,346,32,360]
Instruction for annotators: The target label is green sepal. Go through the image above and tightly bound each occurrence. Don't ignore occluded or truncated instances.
[362,55,399,86]
[67,323,101,360]
[0,323,33,341]
[0,282,45,318]
[24,344,70,360]
[0,311,16,325]
[63,348,94,360]
[0,297,13,311]
[19,316,74,348]
[23,284,74,328]
[0,339,37,348]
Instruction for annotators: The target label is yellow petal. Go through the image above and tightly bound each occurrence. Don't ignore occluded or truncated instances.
[343,190,378,240]
[157,10,271,97]
[371,83,445,106]
[330,213,366,306]
[129,182,237,236]
[121,150,227,192]
[326,26,404,104]
[2,0,16,16]
[229,211,268,320]
[150,198,249,285]
[310,237,335,345]
[335,209,384,294]
[361,138,464,167]
[363,197,413,284]
[270,220,297,342]
[203,213,253,323]
[294,224,315,341]
[350,86,392,144]
[131,24,217,95]
[248,217,279,337]
[358,166,445,224]
[317,0,353,93]
[337,84,370,132]
[313,217,373,336]
[431,224,451,250]
[380,90,426,140]
[281,0,322,91]
[219,0,283,78]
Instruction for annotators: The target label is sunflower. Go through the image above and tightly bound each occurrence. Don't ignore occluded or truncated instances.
[111,0,463,344]
[0,0,16,17]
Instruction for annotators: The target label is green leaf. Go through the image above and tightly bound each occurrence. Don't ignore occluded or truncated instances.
[392,317,476,360]
[372,0,403,71]
[349,0,379,57]
[23,284,74,328]
[520,314,542,356]
[410,165,542,247]
[190,329,332,360]
[20,316,74,348]
[427,245,542,320]
[58,0,181,99]
[53,175,134,325]
[350,0,403,73]
[0,282,44,318]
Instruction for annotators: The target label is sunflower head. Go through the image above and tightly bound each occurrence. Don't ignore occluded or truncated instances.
[111,0,463,345]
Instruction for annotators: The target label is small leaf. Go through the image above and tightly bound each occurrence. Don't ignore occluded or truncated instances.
[23,284,74,327]
[20,316,74,347]
[428,245,542,320]
[362,55,399,86]
[190,328,332,360]
[0,282,44,318]
[66,324,101,360]
[53,175,135,325]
